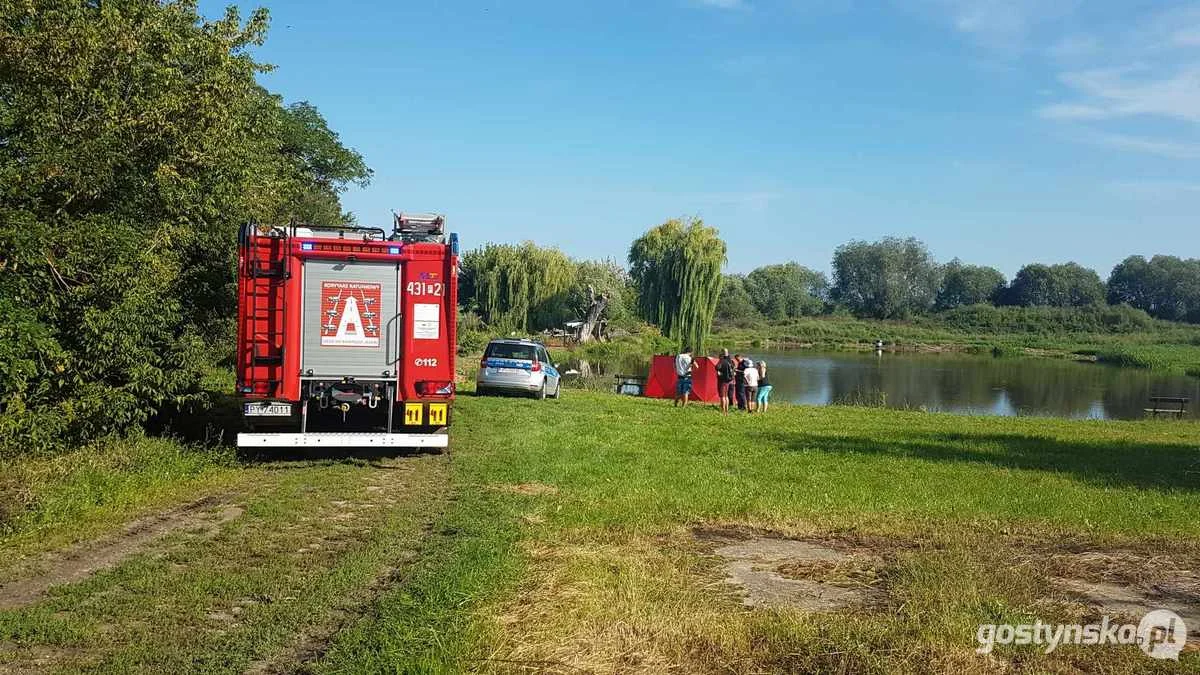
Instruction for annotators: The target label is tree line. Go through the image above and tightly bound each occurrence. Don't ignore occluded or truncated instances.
[719,237,1200,324]
[461,232,1200,351]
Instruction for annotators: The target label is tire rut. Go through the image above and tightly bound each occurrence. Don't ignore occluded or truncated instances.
[0,494,245,610]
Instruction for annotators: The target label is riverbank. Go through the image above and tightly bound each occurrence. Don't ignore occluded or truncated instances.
[708,310,1200,376]
[2,390,1199,672]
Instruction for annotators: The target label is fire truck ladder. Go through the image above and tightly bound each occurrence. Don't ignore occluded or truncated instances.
[245,224,290,397]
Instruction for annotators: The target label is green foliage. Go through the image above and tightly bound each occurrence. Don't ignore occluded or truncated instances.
[831,237,940,319]
[628,217,726,351]
[0,1,369,452]
[1095,344,1200,374]
[1107,254,1200,323]
[1003,262,1105,308]
[929,304,1155,335]
[935,260,1006,310]
[460,242,574,332]
[530,258,632,331]
[743,262,827,319]
[714,274,763,326]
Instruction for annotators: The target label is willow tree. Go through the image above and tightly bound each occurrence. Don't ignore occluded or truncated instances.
[628,217,726,351]
[461,242,573,331]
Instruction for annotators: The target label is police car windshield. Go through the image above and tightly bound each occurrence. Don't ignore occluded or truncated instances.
[485,343,538,361]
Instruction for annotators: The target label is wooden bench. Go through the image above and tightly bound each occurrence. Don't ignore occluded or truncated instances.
[1145,396,1189,418]
[614,375,646,396]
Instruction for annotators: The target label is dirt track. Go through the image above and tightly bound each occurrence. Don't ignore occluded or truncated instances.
[0,452,449,673]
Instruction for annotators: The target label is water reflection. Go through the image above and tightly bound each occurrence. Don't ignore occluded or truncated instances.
[584,350,1200,421]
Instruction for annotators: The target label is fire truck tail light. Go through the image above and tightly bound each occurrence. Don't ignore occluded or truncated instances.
[416,381,454,396]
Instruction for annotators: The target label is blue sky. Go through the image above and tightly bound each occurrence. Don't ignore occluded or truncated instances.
[202,0,1200,278]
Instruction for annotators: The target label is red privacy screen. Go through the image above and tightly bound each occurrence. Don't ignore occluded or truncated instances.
[643,355,719,403]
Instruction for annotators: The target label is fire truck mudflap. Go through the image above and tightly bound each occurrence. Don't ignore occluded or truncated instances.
[235,214,458,449]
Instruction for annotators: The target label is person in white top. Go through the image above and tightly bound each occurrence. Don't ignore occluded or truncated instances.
[742,358,760,412]
[673,346,698,407]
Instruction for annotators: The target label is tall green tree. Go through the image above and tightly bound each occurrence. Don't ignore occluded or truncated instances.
[713,274,762,326]
[831,237,940,319]
[743,262,828,319]
[935,260,1006,310]
[529,259,632,331]
[459,242,574,332]
[628,217,725,351]
[1108,255,1200,322]
[1004,263,1105,308]
[0,1,369,451]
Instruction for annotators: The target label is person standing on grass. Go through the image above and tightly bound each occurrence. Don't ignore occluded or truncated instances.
[756,361,773,413]
[742,357,759,412]
[715,348,736,415]
[734,354,748,410]
[674,346,698,407]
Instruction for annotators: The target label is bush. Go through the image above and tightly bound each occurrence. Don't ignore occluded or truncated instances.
[927,304,1155,335]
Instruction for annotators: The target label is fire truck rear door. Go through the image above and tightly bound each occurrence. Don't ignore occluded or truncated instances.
[301,260,400,379]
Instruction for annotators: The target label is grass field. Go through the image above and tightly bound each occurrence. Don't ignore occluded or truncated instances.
[2,391,1199,672]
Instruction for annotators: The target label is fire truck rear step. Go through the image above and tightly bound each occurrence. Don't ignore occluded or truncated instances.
[236,432,448,448]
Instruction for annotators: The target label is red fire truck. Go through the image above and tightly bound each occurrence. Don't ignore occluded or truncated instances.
[235,214,458,449]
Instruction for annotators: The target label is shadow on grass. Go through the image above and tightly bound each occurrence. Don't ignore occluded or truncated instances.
[147,391,243,448]
[237,445,442,467]
[150,392,443,467]
[761,429,1200,491]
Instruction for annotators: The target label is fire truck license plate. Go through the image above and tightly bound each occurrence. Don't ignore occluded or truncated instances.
[244,402,292,417]
[404,403,423,425]
[428,404,447,425]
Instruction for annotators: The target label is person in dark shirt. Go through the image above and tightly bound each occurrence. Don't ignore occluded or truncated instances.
[714,348,735,415]
[734,353,747,411]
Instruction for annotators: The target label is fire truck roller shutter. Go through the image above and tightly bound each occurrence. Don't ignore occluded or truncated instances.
[301,260,400,379]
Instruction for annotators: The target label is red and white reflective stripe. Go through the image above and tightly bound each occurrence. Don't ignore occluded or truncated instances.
[237,433,448,448]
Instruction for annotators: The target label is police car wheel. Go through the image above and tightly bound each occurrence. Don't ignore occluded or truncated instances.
[537,382,547,400]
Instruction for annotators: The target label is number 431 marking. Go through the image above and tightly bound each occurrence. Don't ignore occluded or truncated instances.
[406,281,443,297]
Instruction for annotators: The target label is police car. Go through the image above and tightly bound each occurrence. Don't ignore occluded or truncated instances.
[476,338,562,399]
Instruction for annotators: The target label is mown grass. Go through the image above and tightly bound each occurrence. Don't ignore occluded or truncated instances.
[318,390,1200,673]
[4,387,1199,672]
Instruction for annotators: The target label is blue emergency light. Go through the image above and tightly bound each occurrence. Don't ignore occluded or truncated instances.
[389,246,401,255]
[301,242,315,251]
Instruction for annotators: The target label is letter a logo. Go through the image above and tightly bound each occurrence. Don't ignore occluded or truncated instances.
[337,296,364,341]
[320,281,382,347]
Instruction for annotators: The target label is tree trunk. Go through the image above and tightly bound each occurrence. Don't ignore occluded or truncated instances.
[577,285,609,343]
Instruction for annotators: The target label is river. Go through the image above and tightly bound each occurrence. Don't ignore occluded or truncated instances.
[578,350,1200,421]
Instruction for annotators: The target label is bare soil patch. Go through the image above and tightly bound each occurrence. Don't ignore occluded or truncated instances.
[697,527,889,611]
[1042,550,1200,645]
[493,482,559,496]
[696,523,1200,644]
[0,495,244,610]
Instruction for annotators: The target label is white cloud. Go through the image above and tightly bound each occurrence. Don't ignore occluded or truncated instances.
[1036,103,1110,120]
[904,0,1079,53]
[1047,34,1099,60]
[1107,179,1200,198]
[1029,4,1200,160]
[1079,131,1200,159]
[1044,65,1200,123]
